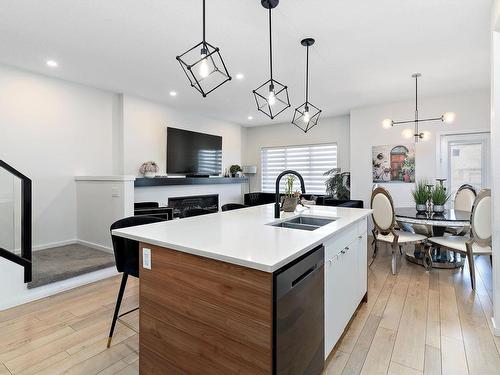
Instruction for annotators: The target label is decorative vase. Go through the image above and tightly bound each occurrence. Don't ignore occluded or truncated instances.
[282,197,298,212]
[144,171,156,178]
[433,204,445,213]
[416,204,427,213]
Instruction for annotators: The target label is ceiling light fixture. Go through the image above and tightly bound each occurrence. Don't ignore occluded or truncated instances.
[247,116,253,120]
[252,0,290,120]
[46,60,58,68]
[236,73,245,80]
[291,38,322,133]
[169,91,177,97]
[176,0,231,97]
[382,73,455,142]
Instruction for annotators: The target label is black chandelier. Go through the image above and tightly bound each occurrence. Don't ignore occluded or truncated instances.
[382,73,456,142]
[252,0,290,120]
[176,0,231,97]
[292,38,322,133]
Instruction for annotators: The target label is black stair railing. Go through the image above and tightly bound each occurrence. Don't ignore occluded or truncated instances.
[0,160,32,283]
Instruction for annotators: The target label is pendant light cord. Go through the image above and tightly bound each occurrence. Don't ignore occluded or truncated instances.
[305,45,309,103]
[269,7,273,81]
[414,74,419,121]
[414,74,419,140]
[202,0,206,43]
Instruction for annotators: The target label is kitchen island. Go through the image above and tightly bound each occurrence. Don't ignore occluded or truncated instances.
[113,203,372,374]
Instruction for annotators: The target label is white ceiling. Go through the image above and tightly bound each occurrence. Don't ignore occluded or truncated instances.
[0,0,491,126]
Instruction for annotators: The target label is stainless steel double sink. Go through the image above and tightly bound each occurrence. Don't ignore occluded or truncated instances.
[269,215,336,231]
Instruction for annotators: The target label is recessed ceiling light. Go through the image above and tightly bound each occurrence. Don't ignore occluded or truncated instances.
[236,73,244,80]
[247,116,253,120]
[46,60,58,68]
[169,91,177,97]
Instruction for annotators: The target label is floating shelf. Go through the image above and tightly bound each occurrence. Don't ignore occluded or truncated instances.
[134,176,248,187]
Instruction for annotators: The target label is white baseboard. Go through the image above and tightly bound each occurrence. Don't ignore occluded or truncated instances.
[0,267,118,312]
[12,239,112,254]
[34,239,79,251]
[76,239,113,254]
[492,317,500,336]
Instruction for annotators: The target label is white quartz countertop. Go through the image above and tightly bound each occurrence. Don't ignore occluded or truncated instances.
[112,204,372,273]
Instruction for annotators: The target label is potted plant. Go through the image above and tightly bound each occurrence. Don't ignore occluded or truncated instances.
[229,164,242,177]
[139,161,159,178]
[282,175,299,212]
[431,184,450,213]
[412,180,429,212]
[324,168,350,199]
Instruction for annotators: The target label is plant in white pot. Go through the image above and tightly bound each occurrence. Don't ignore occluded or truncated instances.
[229,164,242,177]
[431,184,450,213]
[281,175,300,212]
[412,180,429,213]
[139,161,159,178]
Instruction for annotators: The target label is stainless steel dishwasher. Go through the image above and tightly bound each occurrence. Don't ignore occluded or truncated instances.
[274,245,324,375]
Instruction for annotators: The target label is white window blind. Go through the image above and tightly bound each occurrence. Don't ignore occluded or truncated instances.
[261,143,338,194]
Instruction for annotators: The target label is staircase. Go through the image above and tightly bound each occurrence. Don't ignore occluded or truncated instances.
[0,160,32,283]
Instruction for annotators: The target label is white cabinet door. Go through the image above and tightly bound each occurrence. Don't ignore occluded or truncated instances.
[357,231,368,301]
[324,241,347,356]
[324,220,369,358]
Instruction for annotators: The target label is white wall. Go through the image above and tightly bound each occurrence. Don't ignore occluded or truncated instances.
[350,90,490,209]
[75,176,135,251]
[0,66,245,310]
[122,95,243,176]
[0,64,116,248]
[490,0,500,335]
[243,115,350,192]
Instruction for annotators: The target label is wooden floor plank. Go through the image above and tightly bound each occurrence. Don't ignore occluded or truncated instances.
[441,335,468,375]
[423,345,441,375]
[451,258,500,375]
[426,289,440,349]
[391,266,429,372]
[359,326,397,375]
[324,350,350,375]
[388,361,423,375]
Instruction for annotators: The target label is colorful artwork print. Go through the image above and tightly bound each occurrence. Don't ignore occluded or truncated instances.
[372,144,415,183]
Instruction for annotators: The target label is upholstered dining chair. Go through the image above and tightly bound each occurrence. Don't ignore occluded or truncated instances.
[427,189,491,290]
[371,187,427,274]
[446,184,477,236]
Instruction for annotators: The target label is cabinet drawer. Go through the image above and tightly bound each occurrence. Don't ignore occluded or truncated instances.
[324,224,357,257]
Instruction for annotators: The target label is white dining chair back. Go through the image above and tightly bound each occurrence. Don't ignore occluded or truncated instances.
[471,189,492,244]
[454,185,476,212]
[371,187,394,233]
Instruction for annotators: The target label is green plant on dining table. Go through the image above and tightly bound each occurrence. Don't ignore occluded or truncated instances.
[431,184,451,206]
[411,180,430,205]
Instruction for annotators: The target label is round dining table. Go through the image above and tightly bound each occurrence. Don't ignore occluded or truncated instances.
[394,207,471,270]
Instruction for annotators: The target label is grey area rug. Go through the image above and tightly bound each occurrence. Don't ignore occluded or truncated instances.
[28,244,115,289]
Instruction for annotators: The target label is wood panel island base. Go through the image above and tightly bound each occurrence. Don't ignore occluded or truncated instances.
[139,243,273,374]
[112,204,371,374]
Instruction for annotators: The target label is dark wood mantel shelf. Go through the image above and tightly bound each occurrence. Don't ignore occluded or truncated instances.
[134,176,248,187]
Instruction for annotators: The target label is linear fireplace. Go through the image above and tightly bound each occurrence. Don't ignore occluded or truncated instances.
[168,194,219,218]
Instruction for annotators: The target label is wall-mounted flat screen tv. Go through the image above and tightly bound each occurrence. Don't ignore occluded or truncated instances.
[167,127,222,176]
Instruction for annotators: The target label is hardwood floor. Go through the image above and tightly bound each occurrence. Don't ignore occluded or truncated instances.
[0,240,498,374]
[325,242,500,375]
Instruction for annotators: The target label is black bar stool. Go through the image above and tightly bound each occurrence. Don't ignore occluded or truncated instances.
[221,203,248,211]
[107,215,166,348]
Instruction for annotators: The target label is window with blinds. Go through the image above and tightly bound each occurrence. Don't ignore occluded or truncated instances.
[261,143,338,194]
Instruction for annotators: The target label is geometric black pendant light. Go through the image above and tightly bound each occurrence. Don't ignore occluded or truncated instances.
[176,0,231,97]
[292,38,322,133]
[252,0,290,120]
